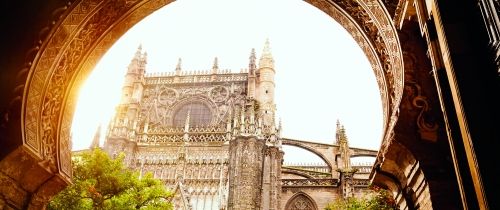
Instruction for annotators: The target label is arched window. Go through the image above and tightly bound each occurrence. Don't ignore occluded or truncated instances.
[173,102,212,127]
[285,193,317,210]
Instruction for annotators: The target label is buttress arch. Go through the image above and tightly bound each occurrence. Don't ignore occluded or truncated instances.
[13,0,403,207]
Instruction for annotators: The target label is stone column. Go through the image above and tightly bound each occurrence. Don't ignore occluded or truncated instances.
[260,146,283,210]
[227,137,265,209]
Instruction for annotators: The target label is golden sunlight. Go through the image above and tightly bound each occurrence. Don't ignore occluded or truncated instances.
[70,0,382,155]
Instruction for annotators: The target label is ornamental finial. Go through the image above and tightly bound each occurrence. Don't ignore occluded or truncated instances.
[249,48,256,74]
[176,58,182,73]
[212,57,219,74]
[263,38,271,56]
[259,39,274,68]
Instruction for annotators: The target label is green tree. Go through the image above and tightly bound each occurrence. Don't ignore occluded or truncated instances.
[48,148,172,210]
[325,185,397,210]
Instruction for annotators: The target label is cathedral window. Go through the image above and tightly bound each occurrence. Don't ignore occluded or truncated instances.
[285,193,317,210]
[173,102,212,127]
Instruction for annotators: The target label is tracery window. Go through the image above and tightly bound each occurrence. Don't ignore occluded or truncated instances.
[285,193,317,210]
[173,102,212,127]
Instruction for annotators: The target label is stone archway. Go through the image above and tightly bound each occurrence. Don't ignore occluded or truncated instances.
[26,0,400,181]
[3,0,405,208]
[4,0,499,209]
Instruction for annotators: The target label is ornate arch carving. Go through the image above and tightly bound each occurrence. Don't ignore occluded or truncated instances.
[18,0,402,185]
[285,192,318,210]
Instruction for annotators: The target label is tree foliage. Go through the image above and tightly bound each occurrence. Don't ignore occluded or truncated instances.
[325,185,397,210]
[48,148,172,210]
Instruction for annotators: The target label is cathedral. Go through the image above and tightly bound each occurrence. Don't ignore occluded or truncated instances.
[4,1,500,209]
[102,41,377,209]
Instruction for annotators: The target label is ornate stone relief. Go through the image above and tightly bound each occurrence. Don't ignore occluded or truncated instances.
[21,0,401,185]
[139,82,245,129]
[210,85,229,103]
[306,0,404,150]
[157,87,177,105]
[398,29,439,142]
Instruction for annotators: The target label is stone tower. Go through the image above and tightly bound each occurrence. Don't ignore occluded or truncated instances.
[227,41,283,210]
[104,45,147,166]
[256,39,276,127]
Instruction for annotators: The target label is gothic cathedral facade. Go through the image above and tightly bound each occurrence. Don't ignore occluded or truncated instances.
[103,41,376,210]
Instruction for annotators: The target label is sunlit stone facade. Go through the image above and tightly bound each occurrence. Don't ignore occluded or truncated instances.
[103,42,375,209]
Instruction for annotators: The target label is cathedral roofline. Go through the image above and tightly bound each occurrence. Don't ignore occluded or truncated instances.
[144,69,248,77]
[143,70,249,85]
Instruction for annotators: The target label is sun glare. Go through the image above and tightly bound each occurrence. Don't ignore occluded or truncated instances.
[70,0,383,159]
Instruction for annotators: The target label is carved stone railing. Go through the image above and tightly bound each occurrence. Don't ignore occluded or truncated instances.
[140,133,228,143]
[281,178,339,187]
[352,165,373,173]
[163,178,224,186]
[145,72,248,85]
[282,166,331,179]
[137,125,229,143]
[352,178,370,187]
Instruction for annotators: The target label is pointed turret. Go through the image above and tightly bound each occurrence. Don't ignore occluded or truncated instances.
[212,57,219,74]
[141,51,148,69]
[256,39,276,126]
[175,58,182,76]
[90,124,101,149]
[336,120,351,169]
[132,44,142,63]
[109,45,147,157]
[335,120,356,199]
[120,45,147,104]
[258,38,274,69]
[336,119,342,145]
[249,48,257,75]
[127,45,146,75]
[247,48,257,98]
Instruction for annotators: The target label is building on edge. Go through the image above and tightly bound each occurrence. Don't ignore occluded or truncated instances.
[101,41,377,210]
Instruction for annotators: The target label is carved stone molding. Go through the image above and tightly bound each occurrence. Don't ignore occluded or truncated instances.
[306,0,404,154]
[19,0,401,200]
[403,81,439,142]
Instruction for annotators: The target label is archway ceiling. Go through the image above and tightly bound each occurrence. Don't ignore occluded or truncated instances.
[21,0,403,181]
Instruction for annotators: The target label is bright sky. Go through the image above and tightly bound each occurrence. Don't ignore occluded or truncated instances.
[71,0,383,164]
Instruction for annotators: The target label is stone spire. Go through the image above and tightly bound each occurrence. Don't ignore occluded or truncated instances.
[336,119,342,145]
[256,39,276,126]
[127,44,146,75]
[249,48,256,75]
[335,120,355,199]
[142,51,148,65]
[175,58,182,76]
[134,44,142,59]
[259,38,274,69]
[212,57,219,74]
[90,124,101,149]
[336,120,351,170]
[262,39,271,55]
[247,48,257,99]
